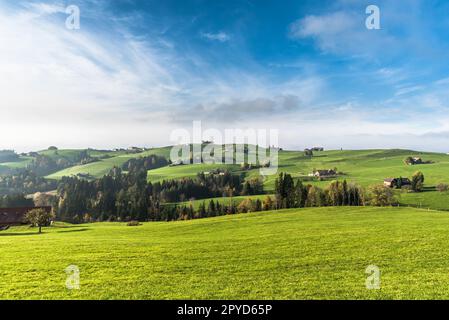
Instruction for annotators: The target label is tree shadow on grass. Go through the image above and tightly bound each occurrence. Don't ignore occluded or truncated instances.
[0,228,89,236]
[55,228,88,234]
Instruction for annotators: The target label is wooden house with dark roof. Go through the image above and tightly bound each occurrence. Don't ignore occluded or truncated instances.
[0,206,52,229]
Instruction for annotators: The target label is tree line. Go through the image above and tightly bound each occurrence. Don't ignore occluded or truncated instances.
[56,168,264,223]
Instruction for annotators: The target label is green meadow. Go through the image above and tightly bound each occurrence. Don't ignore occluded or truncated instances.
[3,206,449,299]
[173,194,271,210]
[45,147,172,180]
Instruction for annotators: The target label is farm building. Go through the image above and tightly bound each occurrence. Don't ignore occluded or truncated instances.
[404,157,423,165]
[384,178,411,188]
[309,169,337,178]
[0,206,52,228]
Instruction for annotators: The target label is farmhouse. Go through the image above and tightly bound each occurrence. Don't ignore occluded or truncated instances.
[384,178,411,188]
[0,206,52,229]
[310,169,337,178]
[405,157,423,165]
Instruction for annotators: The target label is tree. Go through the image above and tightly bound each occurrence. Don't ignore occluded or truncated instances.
[411,171,425,192]
[404,157,414,165]
[263,196,274,211]
[275,172,295,208]
[368,185,397,206]
[237,199,254,213]
[25,208,55,233]
[305,186,325,207]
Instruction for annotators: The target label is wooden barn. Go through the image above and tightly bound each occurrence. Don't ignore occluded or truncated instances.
[310,169,337,178]
[0,206,52,229]
[384,178,411,188]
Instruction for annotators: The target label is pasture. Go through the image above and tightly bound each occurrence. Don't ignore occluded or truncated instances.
[2,207,449,299]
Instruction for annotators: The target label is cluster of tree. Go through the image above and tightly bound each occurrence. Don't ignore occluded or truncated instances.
[0,169,57,195]
[55,167,264,223]
[121,155,169,174]
[57,167,151,222]
[74,150,98,165]
[275,173,365,209]
[153,171,262,203]
[26,151,97,176]
[162,176,396,221]
[27,155,69,176]
[0,150,19,163]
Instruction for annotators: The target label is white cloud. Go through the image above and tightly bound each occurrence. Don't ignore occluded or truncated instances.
[289,10,397,57]
[200,31,231,42]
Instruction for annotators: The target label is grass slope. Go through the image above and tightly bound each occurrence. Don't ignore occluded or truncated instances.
[46,147,172,180]
[172,194,271,210]
[2,206,449,299]
[0,157,33,173]
[147,163,243,183]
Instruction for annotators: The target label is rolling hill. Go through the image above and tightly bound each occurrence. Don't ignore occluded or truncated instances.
[2,146,449,211]
[45,147,173,180]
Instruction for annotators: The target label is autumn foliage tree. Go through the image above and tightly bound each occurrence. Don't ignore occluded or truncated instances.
[26,208,55,233]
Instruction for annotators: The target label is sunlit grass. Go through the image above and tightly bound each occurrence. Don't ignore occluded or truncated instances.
[2,206,449,299]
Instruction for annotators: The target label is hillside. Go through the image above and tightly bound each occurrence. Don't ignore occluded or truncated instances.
[3,206,449,299]
[4,147,449,211]
[146,148,449,190]
[45,147,172,179]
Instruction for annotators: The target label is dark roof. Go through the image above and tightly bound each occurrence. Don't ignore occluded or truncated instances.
[0,207,51,225]
[315,169,336,176]
[384,178,411,184]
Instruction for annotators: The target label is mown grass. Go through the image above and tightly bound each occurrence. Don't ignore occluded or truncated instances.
[2,206,449,299]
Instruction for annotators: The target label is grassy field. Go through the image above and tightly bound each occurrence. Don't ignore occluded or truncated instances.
[147,163,243,183]
[3,206,449,299]
[0,157,33,173]
[172,194,272,210]
[46,147,172,180]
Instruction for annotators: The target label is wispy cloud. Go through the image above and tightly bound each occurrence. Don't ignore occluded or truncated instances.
[2,0,449,152]
[200,31,231,42]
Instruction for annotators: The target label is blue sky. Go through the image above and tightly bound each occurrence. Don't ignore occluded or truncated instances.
[1,0,449,151]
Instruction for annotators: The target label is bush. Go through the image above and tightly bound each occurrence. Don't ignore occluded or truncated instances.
[411,171,425,192]
[436,183,449,192]
[237,199,255,213]
[368,185,397,206]
[127,220,141,226]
